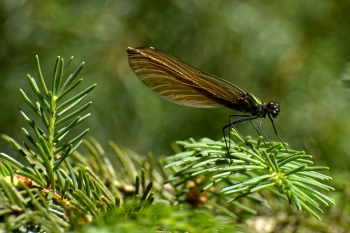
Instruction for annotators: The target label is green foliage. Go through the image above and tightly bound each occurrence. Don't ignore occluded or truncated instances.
[2,0,350,169]
[0,55,340,232]
[84,204,243,233]
[1,55,95,191]
[0,56,97,232]
[1,0,350,230]
[166,133,334,220]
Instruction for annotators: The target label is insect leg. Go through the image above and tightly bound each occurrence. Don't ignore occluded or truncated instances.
[222,124,230,152]
[222,124,232,164]
[227,114,251,150]
[225,115,261,149]
[223,121,247,165]
[257,117,275,149]
[230,114,268,146]
[267,114,289,153]
[248,120,268,146]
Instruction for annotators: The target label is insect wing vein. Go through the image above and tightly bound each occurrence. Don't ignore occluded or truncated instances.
[127,47,246,109]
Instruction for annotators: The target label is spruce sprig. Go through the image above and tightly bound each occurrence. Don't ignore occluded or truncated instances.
[0,56,95,192]
[165,131,334,220]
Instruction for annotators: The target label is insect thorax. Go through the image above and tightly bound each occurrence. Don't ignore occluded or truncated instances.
[235,93,263,115]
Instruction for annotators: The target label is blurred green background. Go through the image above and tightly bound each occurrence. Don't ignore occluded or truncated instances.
[1,0,350,174]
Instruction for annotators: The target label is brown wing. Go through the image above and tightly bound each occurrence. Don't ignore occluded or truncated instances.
[126,47,246,109]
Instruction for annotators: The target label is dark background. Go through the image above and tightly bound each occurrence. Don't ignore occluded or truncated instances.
[1,0,350,174]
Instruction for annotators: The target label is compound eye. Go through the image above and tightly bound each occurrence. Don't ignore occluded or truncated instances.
[268,101,280,118]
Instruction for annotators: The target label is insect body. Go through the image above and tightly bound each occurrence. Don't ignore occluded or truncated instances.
[126,46,287,151]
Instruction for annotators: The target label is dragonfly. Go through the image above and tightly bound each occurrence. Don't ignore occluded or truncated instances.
[126,46,288,152]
